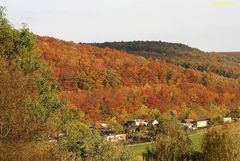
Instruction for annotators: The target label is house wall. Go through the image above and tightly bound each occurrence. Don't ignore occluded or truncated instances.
[224,117,232,123]
[197,121,208,128]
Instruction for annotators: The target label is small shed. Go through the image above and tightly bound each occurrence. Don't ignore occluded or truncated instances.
[196,120,208,128]
[223,117,232,123]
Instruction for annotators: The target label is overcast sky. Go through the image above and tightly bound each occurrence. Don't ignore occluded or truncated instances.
[2,0,240,51]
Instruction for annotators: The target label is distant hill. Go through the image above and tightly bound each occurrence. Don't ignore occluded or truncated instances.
[37,37,240,122]
[221,52,240,58]
[92,41,240,79]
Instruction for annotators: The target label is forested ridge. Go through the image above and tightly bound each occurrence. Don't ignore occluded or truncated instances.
[38,37,240,122]
[92,41,240,79]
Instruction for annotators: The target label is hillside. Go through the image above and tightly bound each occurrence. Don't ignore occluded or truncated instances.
[92,41,240,79]
[221,52,240,58]
[37,37,240,122]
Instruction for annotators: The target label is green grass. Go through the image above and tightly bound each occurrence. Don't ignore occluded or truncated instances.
[127,131,205,158]
[127,142,152,156]
[189,132,204,152]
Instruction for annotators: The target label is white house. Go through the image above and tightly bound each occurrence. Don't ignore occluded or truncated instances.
[152,120,159,126]
[106,134,126,142]
[223,117,232,123]
[196,120,208,128]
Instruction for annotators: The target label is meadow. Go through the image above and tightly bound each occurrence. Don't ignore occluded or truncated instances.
[127,130,205,158]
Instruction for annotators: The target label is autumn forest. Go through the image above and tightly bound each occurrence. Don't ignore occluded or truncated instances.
[38,36,240,122]
[1,4,240,160]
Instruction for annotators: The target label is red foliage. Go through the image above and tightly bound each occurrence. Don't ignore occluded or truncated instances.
[37,36,240,121]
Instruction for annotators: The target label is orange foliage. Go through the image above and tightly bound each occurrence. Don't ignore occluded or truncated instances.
[37,36,240,121]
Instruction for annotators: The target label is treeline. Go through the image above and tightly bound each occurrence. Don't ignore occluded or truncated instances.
[0,7,134,161]
[92,41,240,79]
[38,37,240,122]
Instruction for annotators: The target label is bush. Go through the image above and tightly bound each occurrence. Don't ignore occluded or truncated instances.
[143,119,192,161]
[202,123,240,161]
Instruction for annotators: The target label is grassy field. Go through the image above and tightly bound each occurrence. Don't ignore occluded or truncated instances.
[189,131,204,152]
[127,131,205,159]
[127,142,152,157]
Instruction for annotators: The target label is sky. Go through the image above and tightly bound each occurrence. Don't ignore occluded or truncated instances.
[1,0,240,51]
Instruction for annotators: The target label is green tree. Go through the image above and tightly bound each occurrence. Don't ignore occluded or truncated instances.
[0,6,64,143]
[202,123,240,161]
[0,7,35,63]
[0,8,134,161]
[103,69,122,89]
[54,115,134,161]
[78,69,95,90]
[143,117,192,161]
[0,7,65,159]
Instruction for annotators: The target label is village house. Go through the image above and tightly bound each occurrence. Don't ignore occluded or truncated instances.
[148,120,159,126]
[105,134,127,142]
[196,120,208,128]
[182,119,195,130]
[223,117,232,123]
[182,119,209,129]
